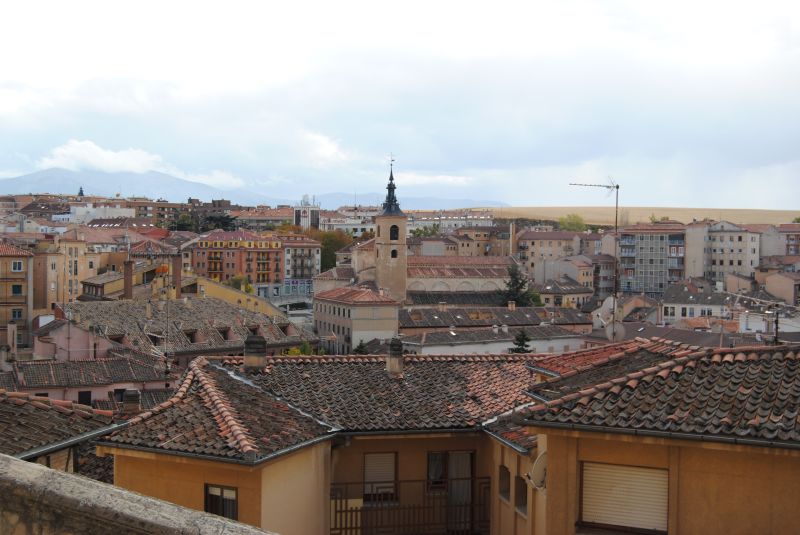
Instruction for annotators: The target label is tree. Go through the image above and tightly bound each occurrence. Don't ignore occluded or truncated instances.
[299,340,313,355]
[78,186,84,197]
[794,217,800,223]
[201,214,236,232]
[224,275,254,294]
[308,229,354,272]
[352,340,368,354]
[410,223,441,238]
[502,264,542,307]
[557,213,587,231]
[175,213,195,231]
[509,329,532,353]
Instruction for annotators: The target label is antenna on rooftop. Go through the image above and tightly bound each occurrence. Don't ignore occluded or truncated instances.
[570,177,621,342]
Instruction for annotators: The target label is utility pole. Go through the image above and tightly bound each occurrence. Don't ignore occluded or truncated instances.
[570,179,620,341]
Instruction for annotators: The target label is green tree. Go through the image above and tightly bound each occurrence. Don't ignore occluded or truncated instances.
[557,213,587,231]
[201,214,236,232]
[502,264,542,307]
[299,340,313,355]
[410,223,441,238]
[225,275,254,294]
[352,340,368,354]
[175,213,195,231]
[509,329,532,353]
[794,217,800,223]
[308,229,354,272]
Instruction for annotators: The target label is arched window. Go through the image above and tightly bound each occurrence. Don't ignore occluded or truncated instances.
[391,249,398,258]
[390,225,399,240]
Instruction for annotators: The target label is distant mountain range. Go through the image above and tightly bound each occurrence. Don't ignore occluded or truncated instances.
[0,169,507,210]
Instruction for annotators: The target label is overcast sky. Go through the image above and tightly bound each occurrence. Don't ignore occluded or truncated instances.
[1,1,799,208]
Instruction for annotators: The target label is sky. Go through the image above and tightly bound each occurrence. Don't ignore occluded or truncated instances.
[0,0,799,208]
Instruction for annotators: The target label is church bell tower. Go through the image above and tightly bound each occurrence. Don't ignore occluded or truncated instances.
[374,164,407,303]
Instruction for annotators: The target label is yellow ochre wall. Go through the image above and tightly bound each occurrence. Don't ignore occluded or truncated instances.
[537,430,800,535]
[102,442,331,533]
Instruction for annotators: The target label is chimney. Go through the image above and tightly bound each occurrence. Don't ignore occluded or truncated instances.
[501,324,509,334]
[123,260,134,300]
[0,345,10,372]
[437,302,447,312]
[386,337,404,377]
[122,389,141,415]
[145,301,152,319]
[244,334,268,372]
[508,301,516,311]
[172,255,182,299]
[492,324,499,334]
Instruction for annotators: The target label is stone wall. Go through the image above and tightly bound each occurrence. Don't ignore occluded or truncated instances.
[0,454,273,534]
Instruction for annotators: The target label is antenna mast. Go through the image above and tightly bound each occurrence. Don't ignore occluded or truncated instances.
[570,179,621,341]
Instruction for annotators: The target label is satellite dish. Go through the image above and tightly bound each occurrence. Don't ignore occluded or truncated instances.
[527,451,547,490]
[605,321,626,342]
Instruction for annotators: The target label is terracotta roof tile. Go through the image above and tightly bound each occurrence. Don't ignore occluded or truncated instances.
[524,344,800,447]
[0,389,114,456]
[315,287,398,304]
[106,357,330,462]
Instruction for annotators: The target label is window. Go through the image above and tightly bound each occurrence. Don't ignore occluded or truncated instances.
[499,465,511,500]
[11,261,23,272]
[427,452,446,491]
[78,391,92,405]
[389,225,399,240]
[205,484,238,520]
[515,475,528,515]
[11,284,22,296]
[391,249,398,258]
[681,307,687,317]
[364,452,396,501]
[11,309,22,320]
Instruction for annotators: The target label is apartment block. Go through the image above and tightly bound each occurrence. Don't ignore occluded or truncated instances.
[313,287,399,354]
[0,242,34,348]
[618,221,686,296]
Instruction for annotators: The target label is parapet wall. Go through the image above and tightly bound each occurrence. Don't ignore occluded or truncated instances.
[0,454,272,534]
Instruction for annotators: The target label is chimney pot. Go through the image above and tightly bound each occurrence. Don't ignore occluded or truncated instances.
[244,334,268,371]
[508,301,516,311]
[437,302,447,312]
[122,389,141,415]
[501,324,509,334]
[492,324,499,334]
[386,337,404,377]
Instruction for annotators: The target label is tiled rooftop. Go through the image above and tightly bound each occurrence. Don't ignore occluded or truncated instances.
[13,354,174,389]
[0,240,33,257]
[61,297,314,354]
[232,354,540,432]
[524,344,800,448]
[106,357,331,463]
[399,306,591,329]
[314,287,398,305]
[406,291,508,307]
[0,389,114,457]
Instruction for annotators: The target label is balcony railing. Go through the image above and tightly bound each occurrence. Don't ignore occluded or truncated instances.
[331,477,490,535]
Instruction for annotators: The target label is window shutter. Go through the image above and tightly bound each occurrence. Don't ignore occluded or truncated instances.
[364,453,395,496]
[582,462,668,533]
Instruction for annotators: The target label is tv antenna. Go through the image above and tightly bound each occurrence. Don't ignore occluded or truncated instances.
[570,178,621,342]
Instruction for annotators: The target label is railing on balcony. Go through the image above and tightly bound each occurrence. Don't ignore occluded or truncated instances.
[331,477,490,535]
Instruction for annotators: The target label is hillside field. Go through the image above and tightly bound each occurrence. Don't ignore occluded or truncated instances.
[475,206,798,226]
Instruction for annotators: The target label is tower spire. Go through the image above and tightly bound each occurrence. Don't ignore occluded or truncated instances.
[381,155,403,216]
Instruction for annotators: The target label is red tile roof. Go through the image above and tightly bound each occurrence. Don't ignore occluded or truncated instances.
[407,256,512,266]
[524,344,800,448]
[314,287,398,305]
[0,241,33,257]
[0,389,114,456]
[106,357,331,463]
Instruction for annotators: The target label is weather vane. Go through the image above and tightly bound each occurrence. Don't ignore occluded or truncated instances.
[389,152,395,170]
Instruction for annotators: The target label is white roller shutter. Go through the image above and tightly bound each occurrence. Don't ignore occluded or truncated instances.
[582,462,668,532]
[364,453,396,496]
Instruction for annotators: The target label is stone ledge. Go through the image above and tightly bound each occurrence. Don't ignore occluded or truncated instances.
[0,454,273,534]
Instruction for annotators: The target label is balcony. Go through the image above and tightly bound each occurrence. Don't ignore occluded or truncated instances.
[331,477,490,535]
[620,237,636,246]
[619,247,636,257]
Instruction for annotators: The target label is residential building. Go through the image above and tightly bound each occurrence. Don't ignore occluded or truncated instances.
[407,208,494,232]
[232,206,293,231]
[780,223,800,255]
[522,342,800,535]
[516,231,581,277]
[618,221,686,296]
[0,242,34,349]
[189,229,284,297]
[534,276,594,308]
[293,195,321,230]
[765,272,800,307]
[313,287,399,354]
[706,220,761,281]
[660,280,735,325]
[40,297,315,367]
[278,234,321,297]
[453,225,513,256]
